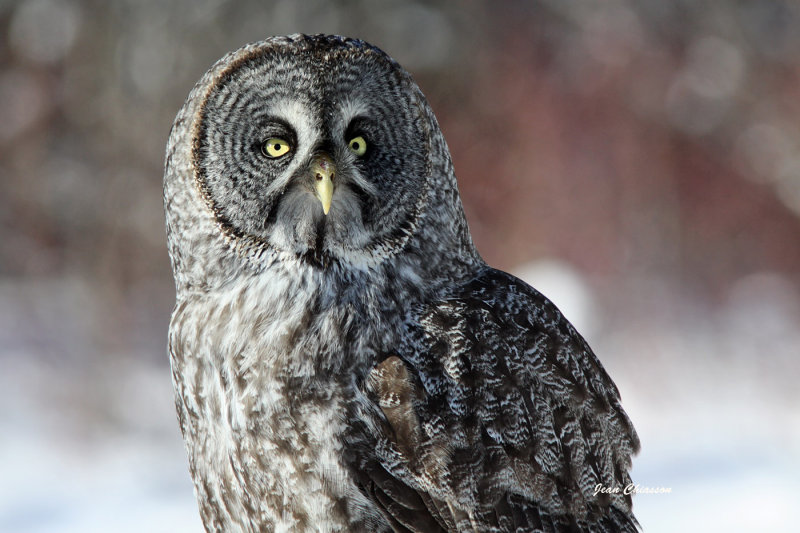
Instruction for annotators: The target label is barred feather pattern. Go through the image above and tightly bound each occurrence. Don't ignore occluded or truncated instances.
[354,268,640,532]
[164,34,640,533]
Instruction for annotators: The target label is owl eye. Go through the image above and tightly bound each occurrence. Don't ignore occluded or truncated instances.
[262,138,292,158]
[347,135,367,156]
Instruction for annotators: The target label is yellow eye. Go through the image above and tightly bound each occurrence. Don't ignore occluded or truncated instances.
[262,138,291,158]
[348,135,367,156]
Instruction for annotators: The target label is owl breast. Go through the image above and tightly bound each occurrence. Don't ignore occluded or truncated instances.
[168,264,392,532]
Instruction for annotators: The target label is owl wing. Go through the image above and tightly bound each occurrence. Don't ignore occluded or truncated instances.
[359,266,640,532]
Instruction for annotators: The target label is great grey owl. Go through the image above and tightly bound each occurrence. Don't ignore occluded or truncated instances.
[164,34,639,532]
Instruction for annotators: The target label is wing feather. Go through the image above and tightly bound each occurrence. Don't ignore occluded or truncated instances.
[360,267,640,532]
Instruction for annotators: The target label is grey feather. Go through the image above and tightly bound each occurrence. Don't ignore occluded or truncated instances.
[164,34,639,532]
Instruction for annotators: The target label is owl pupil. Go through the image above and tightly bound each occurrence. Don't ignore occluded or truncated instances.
[352,142,360,150]
[274,143,281,150]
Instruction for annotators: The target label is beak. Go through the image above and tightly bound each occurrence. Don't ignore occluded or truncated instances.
[311,154,335,215]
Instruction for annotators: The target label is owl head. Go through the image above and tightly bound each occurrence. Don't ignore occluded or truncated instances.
[165,35,477,290]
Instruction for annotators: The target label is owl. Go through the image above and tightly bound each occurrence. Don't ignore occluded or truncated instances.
[164,34,639,532]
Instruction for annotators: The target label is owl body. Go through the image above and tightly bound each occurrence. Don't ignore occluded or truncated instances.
[167,252,441,531]
[165,35,639,532]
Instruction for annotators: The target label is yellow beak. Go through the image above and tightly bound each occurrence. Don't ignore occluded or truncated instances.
[311,154,335,215]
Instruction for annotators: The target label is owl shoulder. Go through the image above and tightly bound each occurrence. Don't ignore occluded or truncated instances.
[382,266,640,528]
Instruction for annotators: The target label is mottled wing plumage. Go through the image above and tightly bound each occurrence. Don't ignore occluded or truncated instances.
[364,267,640,532]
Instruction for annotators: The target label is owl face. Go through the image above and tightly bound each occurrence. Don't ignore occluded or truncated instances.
[193,38,431,267]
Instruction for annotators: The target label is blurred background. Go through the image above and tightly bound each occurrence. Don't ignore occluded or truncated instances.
[1,0,799,531]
